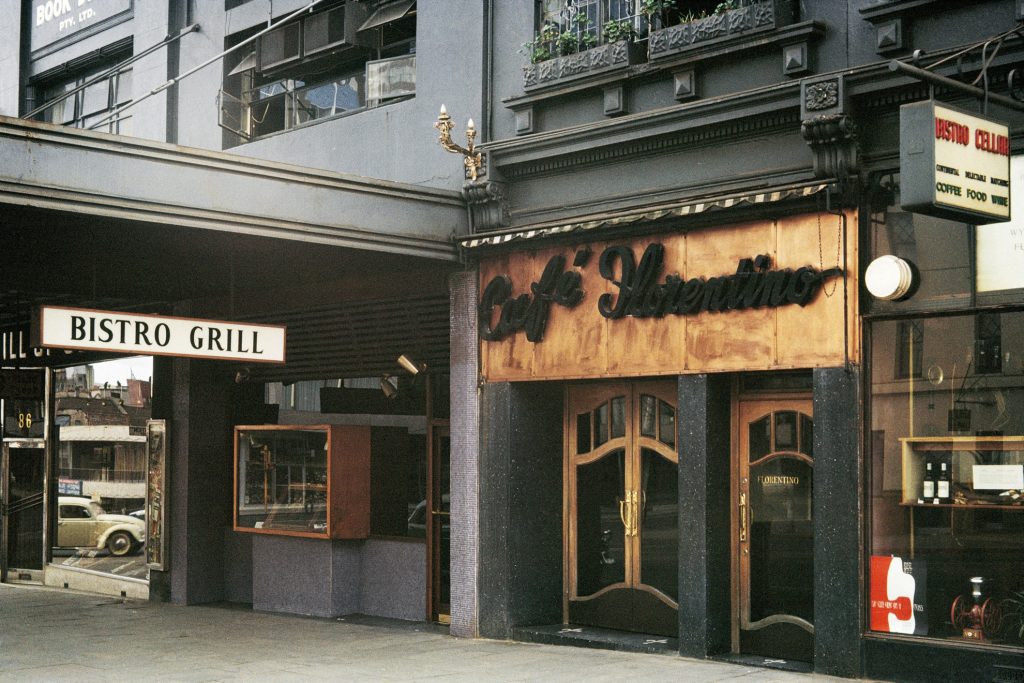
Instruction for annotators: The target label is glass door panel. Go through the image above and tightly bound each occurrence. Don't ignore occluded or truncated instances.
[748,457,813,623]
[5,447,46,573]
[638,448,678,602]
[575,448,626,596]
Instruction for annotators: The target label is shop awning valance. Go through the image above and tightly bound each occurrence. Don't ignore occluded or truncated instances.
[459,181,831,250]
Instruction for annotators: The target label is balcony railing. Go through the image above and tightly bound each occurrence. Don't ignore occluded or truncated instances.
[58,468,144,483]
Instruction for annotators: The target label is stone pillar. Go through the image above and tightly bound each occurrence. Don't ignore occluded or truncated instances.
[166,357,233,605]
[812,366,861,678]
[477,382,563,639]
[449,270,480,637]
[677,373,732,658]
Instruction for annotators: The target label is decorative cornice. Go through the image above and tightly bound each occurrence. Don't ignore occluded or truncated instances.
[502,110,801,180]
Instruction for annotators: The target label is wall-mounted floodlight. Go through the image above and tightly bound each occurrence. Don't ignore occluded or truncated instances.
[380,374,399,399]
[397,354,426,375]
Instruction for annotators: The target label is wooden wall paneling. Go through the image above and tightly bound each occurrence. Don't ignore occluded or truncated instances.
[604,236,686,377]
[533,241,610,380]
[775,210,859,368]
[330,425,371,539]
[684,220,777,372]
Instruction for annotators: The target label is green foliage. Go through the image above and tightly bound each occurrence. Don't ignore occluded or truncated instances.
[640,0,677,16]
[1004,590,1024,643]
[602,19,636,44]
[521,22,558,64]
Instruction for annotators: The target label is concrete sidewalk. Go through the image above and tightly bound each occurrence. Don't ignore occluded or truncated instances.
[0,583,860,682]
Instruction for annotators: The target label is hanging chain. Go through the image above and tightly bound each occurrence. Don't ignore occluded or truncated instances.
[818,202,841,298]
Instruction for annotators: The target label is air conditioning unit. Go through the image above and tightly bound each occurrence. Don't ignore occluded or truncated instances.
[366,54,415,106]
[258,2,372,74]
[258,21,301,73]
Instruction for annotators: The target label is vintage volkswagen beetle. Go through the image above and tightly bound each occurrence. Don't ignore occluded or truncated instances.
[57,496,146,557]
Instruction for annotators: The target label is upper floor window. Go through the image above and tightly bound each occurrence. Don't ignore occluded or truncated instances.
[35,65,133,134]
[219,0,415,144]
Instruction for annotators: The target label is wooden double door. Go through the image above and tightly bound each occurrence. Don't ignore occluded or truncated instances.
[565,382,679,637]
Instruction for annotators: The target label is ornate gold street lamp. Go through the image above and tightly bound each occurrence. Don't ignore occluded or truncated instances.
[434,104,483,182]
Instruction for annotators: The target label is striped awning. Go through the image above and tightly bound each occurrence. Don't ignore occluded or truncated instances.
[459,182,831,250]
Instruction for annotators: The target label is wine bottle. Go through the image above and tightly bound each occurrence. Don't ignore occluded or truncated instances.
[937,460,951,501]
[922,458,935,500]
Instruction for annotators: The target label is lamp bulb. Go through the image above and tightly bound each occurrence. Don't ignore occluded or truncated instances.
[439,104,447,115]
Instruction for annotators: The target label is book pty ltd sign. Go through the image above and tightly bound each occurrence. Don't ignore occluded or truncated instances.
[900,101,1010,224]
[34,306,286,363]
[30,0,132,53]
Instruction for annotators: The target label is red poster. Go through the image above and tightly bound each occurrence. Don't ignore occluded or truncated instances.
[870,555,927,635]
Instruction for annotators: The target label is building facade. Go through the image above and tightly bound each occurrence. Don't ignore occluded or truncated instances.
[1,2,1023,682]
[451,1,1024,682]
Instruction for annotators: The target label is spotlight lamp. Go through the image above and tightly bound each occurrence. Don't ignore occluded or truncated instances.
[434,104,483,182]
[380,374,399,399]
[397,354,427,375]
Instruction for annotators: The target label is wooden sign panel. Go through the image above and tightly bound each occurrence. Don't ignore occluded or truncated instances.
[479,212,859,382]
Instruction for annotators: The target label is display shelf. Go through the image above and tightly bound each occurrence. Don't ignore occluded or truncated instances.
[233,424,370,539]
[899,436,1024,510]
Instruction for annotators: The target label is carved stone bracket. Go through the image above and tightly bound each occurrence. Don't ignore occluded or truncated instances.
[464,181,511,232]
[801,114,859,181]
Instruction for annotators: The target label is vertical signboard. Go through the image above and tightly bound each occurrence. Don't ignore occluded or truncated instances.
[900,101,1010,224]
[145,419,168,570]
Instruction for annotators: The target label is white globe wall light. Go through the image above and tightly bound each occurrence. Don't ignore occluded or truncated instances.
[865,255,915,301]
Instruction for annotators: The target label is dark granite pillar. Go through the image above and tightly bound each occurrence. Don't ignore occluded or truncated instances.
[812,366,861,678]
[478,381,563,639]
[677,373,732,658]
[167,357,233,605]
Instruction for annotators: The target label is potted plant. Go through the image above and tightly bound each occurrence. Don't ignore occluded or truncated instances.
[647,0,797,61]
[522,11,644,91]
[1003,589,1024,645]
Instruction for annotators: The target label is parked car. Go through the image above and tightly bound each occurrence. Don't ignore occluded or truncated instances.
[128,509,145,521]
[57,496,146,557]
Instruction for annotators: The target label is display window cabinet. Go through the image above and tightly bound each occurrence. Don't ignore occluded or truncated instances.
[233,424,370,539]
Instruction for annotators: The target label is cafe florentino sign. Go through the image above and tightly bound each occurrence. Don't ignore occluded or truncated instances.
[477,213,859,382]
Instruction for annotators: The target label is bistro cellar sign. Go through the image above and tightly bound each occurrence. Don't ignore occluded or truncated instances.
[479,243,843,343]
[34,306,286,363]
[900,101,1011,224]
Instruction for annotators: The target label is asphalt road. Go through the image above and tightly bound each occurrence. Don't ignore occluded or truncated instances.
[50,548,148,580]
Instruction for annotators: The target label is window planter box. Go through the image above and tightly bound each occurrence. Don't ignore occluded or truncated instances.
[523,40,645,91]
[648,0,796,61]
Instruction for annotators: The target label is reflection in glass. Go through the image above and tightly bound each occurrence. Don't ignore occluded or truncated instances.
[775,411,797,451]
[576,449,626,596]
[577,412,592,454]
[236,429,329,534]
[52,357,152,579]
[749,416,771,462]
[611,397,626,439]
[659,400,676,448]
[639,449,678,601]
[595,402,609,447]
[640,395,657,438]
[800,414,814,457]
[749,456,813,623]
[7,449,45,570]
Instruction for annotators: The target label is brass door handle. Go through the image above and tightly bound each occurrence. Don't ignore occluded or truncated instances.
[617,491,639,537]
[739,492,747,542]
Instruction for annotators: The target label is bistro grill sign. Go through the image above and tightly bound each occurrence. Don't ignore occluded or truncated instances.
[900,101,1011,224]
[33,306,286,363]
